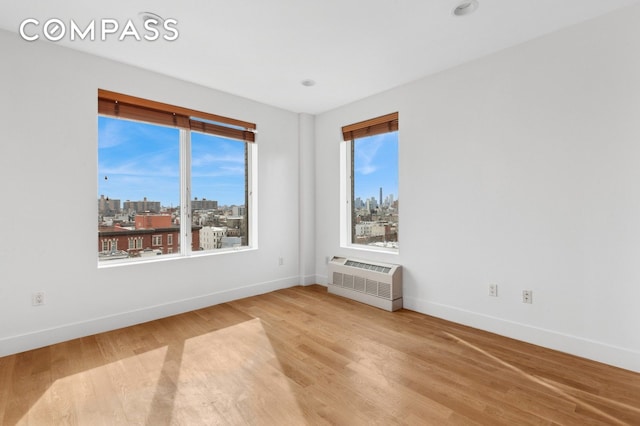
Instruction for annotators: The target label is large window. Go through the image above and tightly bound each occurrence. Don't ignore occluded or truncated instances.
[342,113,399,251]
[97,89,256,263]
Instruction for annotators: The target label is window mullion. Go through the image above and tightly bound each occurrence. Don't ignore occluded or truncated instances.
[180,129,191,256]
[247,143,256,248]
[349,140,355,245]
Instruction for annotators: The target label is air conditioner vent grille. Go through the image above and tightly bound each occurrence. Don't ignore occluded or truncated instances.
[365,279,378,295]
[378,282,391,299]
[345,260,392,274]
[343,274,354,289]
[327,256,402,311]
[333,272,343,286]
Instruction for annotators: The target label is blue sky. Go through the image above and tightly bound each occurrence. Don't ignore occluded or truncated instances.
[98,117,246,207]
[98,117,397,208]
[353,131,399,202]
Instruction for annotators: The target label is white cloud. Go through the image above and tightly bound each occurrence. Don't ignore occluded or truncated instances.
[355,135,384,175]
[98,118,129,149]
[191,154,244,168]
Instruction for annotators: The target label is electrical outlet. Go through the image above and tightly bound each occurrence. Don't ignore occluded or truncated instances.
[325,256,330,264]
[488,284,498,297]
[32,291,45,306]
[278,257,284,266]
[522,290,533,304]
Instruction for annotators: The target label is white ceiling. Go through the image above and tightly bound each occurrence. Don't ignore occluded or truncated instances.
[2,0,639,114]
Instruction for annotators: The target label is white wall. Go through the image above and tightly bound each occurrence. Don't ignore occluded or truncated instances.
[3,5,640,373]
[298,113,316,285]
[0,29,301,356]
[314,5,640,372]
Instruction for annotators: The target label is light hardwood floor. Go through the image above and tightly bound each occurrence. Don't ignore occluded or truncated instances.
[1,285,638,425]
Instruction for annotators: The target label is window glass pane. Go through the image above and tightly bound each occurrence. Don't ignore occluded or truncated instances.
[98,116,180,261]
[352,131,399,249]
[191,131,248,251]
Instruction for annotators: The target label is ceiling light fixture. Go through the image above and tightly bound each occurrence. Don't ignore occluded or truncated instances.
[139,11,165,23]
[453,0,479,17]
[301,79,316,87]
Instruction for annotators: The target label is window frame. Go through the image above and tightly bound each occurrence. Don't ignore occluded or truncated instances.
[340,112,399,254]
[98,89,258,266]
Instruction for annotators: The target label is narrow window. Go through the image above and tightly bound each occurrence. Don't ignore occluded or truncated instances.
[342,113,399,250]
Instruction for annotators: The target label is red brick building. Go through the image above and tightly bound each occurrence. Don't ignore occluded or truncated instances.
[135,214,172,230]
[99,214,200,259]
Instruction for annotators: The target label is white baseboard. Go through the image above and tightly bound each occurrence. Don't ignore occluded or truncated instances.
[0,276,300,358]
[315,274,328,286]
[404,296,640,373]
[7,279,636,373]
[299,274,318,286]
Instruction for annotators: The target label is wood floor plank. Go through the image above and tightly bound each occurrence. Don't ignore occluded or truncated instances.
[1,285,639,425]
[0,355,15,423]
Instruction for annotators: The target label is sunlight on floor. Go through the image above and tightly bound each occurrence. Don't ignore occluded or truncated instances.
[444,332,633,426]
[19,345,168,424]
[19,319,306,424]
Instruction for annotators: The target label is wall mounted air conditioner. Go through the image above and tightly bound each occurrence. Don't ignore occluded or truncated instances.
[327,256,402,311]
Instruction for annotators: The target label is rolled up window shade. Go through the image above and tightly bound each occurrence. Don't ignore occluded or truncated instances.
[98,89,256,142]
[342,112,398,141]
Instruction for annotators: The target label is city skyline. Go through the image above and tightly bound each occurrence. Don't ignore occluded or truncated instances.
[98,116,247,207]
[99,117,398,208]
[353,131,399,203]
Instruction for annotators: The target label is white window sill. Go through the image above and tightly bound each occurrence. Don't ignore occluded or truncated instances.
[341,243,399,256]
[97,246,258,269]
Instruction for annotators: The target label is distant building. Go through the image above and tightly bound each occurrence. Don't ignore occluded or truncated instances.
[365,197,378,212]
[226,226,242,237]
[221,236,242,248]
[123,197,161,214]
[200,226,227,250]
[355,222,386,238]
[192,198,218,211]
[232,205,246,216]
[385,194,394,208]
[98,194,121,215]
[98,212,201,259]
[227,216,243,230]
[135,213,172,229]
[100,214,130,227]
[354,221,396,245]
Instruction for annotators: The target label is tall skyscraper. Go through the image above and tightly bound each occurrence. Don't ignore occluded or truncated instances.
[379,187,383,207]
